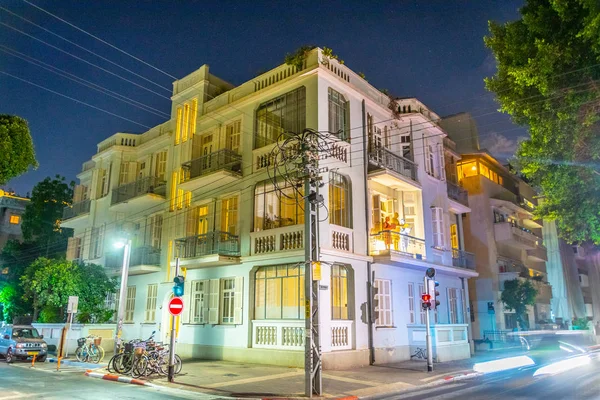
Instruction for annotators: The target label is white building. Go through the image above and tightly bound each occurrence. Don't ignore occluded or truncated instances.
[61,47,476,368]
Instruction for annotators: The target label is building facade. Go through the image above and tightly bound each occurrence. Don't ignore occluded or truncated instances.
[61,48,477,368]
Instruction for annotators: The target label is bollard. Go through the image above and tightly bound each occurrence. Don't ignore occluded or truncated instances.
[31,354,36,368]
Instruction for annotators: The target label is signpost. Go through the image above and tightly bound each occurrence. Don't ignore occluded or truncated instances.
[65,296,79,358]
[168,297,184,316]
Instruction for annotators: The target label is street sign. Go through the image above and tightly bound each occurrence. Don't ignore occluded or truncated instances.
[168,297,184,316]
[67,296,79,314]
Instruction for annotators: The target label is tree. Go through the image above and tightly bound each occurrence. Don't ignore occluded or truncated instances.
[75,263,116,323]
[501,279,538,330]
[21,175,74,257]
[0,115,37,185]
[485,0,600,243]
[0,281,29,323]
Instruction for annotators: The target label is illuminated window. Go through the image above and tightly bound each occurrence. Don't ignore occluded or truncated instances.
[169,172,177,211]
[9,215,20,224]
[331,265,349,320]
[254,180,304,231]
[480,163,490,179]
[190,99,198,136]
[498,176,503,185]
[154,151,167,182]
[221,196,238,235]
[254,265,305,319]
[329,172,352,228]
[225,120,241,154]
[328,88,349,142]
[255,87,306,149]
[175,107,182,145]
[450,224,459,249]
[457,161,477,180]
[182,103,190,143]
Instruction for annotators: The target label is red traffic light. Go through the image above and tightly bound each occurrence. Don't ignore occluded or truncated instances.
[421,294,431,302]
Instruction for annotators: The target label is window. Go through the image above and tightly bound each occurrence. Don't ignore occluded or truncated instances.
[329,172,352,228]
[191,280,208,323]
[9,215,20,224]
[89,225,104,259]
[331,265,349,320]
[221,196,238,235]
[400,133,411,160]
[175,107,182,145]
[220,278,236,324]
[155,151,167,182]
[226,120,241,154]
[99,165,111,197]
[427,144,435,176]
[255,87,306,149]
[254,265,304,319]
[190,99,198,137]
[254,180,304,231]
[145,284,158,322]
[419,284,426,324]
[119,162,129,186]
[182,103,190,143]
[105,292,116,311]
[457,161,477,180]
[408,283,415,324]
[125,286,136,323]
[448,288,464,324]
[431,207,444,249]
[450,223,459,250]
[374,279,393,327]
[169,171,177,211]
[150,215,163,248]
[328,88,349,141]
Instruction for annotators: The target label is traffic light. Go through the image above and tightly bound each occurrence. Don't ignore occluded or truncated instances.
[173,275,185,297]
[421,293,431,310]
[428,279,441,310]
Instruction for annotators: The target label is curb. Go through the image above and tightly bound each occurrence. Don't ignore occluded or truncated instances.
[85,370,149,386]
[429,371,483,385]
[48,357,107,370]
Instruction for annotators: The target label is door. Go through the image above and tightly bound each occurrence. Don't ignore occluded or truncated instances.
[201,134,214,172]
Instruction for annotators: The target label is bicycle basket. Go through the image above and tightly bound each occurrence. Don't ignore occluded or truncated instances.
[77,338,86,347]
[134,347,144,356]
[94,337,102,346]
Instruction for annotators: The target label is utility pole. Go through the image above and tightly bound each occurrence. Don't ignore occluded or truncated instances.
[423,275,433,372]
[114,238,132,355]
[168,255,180,383]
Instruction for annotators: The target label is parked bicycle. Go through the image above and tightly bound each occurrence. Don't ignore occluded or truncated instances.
[75,335,104,364]
[108,331,155,374]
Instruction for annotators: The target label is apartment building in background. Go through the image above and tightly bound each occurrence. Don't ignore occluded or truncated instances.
[61,47,477,368]
[0,189,28,253]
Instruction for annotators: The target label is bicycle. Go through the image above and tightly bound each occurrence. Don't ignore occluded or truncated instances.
[75,335,104,364]
[410,347,427,360]
[108,331,155,374]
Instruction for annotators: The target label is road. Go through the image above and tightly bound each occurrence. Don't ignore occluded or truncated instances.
[0,361,220,400]
[377,354,600,400]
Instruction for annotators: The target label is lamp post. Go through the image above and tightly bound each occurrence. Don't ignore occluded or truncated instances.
[113,237,132,355]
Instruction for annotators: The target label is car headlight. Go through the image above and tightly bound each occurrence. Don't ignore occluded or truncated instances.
[16,343,24,348]
[41,343,47,348]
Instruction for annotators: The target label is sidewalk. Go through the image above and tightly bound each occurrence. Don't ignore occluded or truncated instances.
[93,350,527,399]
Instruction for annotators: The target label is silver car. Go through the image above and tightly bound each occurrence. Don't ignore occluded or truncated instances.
[0,325,48,363]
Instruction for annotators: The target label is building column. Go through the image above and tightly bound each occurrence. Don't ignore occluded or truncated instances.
[461,277,474,355]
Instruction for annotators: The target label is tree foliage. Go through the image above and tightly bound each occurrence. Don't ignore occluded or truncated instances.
[0,114,37,185]
[501,279,538,330]
[485,0,600,243]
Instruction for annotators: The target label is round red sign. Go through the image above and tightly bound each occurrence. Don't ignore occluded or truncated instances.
[168,297,184,316]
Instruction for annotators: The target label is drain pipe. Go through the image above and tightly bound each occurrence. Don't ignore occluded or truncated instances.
[362,99,375,365]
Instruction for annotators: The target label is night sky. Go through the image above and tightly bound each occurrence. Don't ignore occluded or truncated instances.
[0,0,526,195]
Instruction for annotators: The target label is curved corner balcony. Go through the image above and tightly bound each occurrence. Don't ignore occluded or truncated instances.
[110,176,166,214]
[367,148,420,191]
[179,149,242,192]
[61,199,91,230]
[174,231,241,268]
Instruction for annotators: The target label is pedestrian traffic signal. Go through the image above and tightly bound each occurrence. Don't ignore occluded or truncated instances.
[428,280,441,310]
[421,293,431,310]
[173,275,185,297]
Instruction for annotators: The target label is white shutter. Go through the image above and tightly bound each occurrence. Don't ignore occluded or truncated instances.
[372,194,381,232]
[66,237,80,260]
[182,280,192,324]
[432,207,444,249]
[128,162,138,183]
[233,276,244,325]
[105,162,112,194]
[201,279,210,324]
[208,279,220,324]
[437,145,446,181]
[73,185,84,203]
[424,141,432,175]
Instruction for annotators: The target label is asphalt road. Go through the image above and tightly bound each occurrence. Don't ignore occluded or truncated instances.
[377,354,600,400]
[0,361,220,400]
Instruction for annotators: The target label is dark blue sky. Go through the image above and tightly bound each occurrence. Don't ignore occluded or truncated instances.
[0,0,525,195]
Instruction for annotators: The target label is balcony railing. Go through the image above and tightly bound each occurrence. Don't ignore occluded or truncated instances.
[451,249,475,270]
[111,176,166,205]
[368,147,418,182]
[182,149,242,182]
[175,231,240,259]
[105,245,161,270]
[369,230,426,259]
[62,199,91,220]
[498,257,528,276]
[447,181,469,207]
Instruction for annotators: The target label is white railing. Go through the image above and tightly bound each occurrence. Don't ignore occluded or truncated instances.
[252,320,304,350]
[330,320,353,351]
[331,226,352,252]
[250,225,304,255]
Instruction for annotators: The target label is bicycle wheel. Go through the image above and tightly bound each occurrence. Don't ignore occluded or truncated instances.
[174,354,182,374]
[107,354,118,373]
[75,346,87,362]
[96,345,105,363]
[114,353,134,374]
[131,356,148,379]
[88,346,101,364]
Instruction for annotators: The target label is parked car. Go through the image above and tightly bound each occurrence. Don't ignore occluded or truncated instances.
[0,324,48,363]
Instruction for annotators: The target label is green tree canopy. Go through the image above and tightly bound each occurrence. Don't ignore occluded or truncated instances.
[501,279,538,330]
[0,115,37,185]
[485,0,600,243]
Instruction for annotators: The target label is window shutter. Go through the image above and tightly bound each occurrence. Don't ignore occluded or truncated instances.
[201,279,210,324]
[424,141,432,175]
[233,276,244,325]
[128,162,138,183]
[105,162,112,194]
[66,237,80,260]
[208,279,220,324]
[182,280,192,324]
[432,207,444,249]
[73,185,84,203]
[372,194,381,232]
[437,145,446,180]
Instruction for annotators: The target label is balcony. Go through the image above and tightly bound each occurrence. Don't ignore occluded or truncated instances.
[61,199,91,230]
[250,225,304,256]
[179,149,242,191]
[105,246,161,276]
[527,245,548,262]
[367,148,420,190]
[451,249,475,270]
[174,231,240,268]
[369,230,426,260]
[110,176,166,213]
[446,181,469,213]
[493,221,540,250]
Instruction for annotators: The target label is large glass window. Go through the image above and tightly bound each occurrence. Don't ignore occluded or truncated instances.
[328,88,349,141]
[329,172,351,228]
[255,87,306,149]
[331,265,349,320]
[254,264,305,319]
[254,180,304,231]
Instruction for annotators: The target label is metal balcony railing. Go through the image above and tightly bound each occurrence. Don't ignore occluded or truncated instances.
[105,245,161,270]
[451,249,475,270]
[182,149,242,182]
[369,230,426,259]
[62,199,91,220]
[368,147,418,182]
[111,176,166,205]
[447,181,469,206]
[175,231,241,259]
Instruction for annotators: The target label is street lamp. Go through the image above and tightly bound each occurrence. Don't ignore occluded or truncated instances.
[113,236,132,355]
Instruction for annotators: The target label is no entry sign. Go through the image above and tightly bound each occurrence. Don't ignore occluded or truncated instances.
[168,297,184,316]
